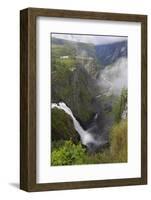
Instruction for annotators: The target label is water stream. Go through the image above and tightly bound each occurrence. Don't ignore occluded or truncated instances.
[52,102,103,147]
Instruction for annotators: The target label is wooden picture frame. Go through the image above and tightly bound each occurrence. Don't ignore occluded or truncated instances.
[20,7,147,192]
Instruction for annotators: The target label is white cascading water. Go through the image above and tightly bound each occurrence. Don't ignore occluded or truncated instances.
[52,102,98,146]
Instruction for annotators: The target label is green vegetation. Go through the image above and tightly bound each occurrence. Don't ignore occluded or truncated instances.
[51,43,76,63]
[51,141,86,166]
[113,88,127,123]
[110,120,127,162]
[52,44,98,123]
[51,108,79,143]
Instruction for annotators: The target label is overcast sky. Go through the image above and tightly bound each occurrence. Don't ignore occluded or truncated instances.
[52,33,127,45]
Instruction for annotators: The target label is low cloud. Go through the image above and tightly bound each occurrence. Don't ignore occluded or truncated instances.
[98,57,127,96]
[52,33,127,45]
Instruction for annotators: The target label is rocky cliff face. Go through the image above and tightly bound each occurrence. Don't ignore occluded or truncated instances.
[51,108,79,143]
[52,62,100,125]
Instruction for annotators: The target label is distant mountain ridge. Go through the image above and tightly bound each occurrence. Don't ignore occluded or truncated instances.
[52,37,127,68]
[95,40,127,67]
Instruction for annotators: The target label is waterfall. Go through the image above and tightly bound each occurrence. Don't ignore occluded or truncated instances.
[52,102,98,146]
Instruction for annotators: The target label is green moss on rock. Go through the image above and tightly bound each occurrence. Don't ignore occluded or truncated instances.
[51,108,79,143]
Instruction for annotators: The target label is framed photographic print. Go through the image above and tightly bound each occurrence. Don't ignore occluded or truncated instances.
[20,8,147,191]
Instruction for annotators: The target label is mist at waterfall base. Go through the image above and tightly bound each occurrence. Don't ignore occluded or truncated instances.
[52,102,108,152]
